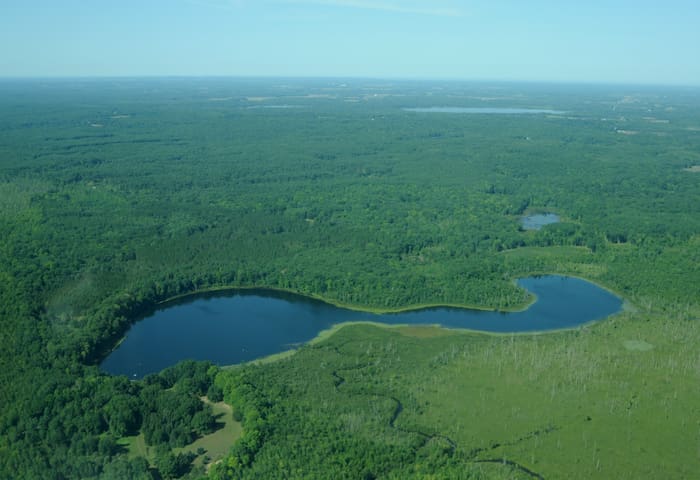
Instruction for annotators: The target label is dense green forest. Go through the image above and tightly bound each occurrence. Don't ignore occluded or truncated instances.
[0,78,698,478]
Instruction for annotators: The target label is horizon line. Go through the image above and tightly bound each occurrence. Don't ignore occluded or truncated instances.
[0,74,698,89]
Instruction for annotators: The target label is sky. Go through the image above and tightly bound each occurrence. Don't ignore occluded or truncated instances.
[1,0,699,85]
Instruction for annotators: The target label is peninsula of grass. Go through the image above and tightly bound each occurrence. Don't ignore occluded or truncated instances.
[214,310,700,479]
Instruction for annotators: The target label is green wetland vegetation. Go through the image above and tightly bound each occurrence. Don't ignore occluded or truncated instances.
[0,78,699,479]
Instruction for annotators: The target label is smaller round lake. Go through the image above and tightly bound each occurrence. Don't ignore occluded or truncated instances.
[521,213,560,230]
[101,276,621,378]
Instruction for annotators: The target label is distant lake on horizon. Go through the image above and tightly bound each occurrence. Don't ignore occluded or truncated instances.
[404,107,566,114]
[101,275,621,379]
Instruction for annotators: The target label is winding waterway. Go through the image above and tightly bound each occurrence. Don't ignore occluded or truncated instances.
[101,275,621,378]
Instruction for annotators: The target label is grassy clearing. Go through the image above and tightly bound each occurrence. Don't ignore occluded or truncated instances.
[119,398,242,471]
[395,325,458,338]
[246,348,299,365]
[622,339,654,351]
[119,433,151,462]
[175,399,242,471]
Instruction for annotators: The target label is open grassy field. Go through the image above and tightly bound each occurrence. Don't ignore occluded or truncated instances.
[393,314,700,478]
[120,433,150,461]
[175,399,242,471]
[120,397,242,473]
[217,309,700,479]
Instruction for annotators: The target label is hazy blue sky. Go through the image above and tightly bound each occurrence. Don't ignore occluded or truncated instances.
[1,0,698,85]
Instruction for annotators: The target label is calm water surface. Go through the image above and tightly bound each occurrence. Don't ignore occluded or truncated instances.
[101,275,621,378]
[521,213,561,230]
[404,107,565,114]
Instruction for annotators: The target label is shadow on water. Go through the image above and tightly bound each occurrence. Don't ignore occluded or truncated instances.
[101,275,621,378]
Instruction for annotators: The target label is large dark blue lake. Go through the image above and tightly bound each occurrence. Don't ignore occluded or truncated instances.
[101,275,621,378]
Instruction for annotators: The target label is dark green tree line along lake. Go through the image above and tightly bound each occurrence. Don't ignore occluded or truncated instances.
[102,275,621,378]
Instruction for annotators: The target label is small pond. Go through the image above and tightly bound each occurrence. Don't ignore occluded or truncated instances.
[404,107,565,114]
[521,213,560,230]
[101,275,621,378]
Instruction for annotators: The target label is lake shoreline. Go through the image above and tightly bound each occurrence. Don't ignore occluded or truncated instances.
[102,275,624,378]
[233,312,619,369]
[156,281,537,316]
